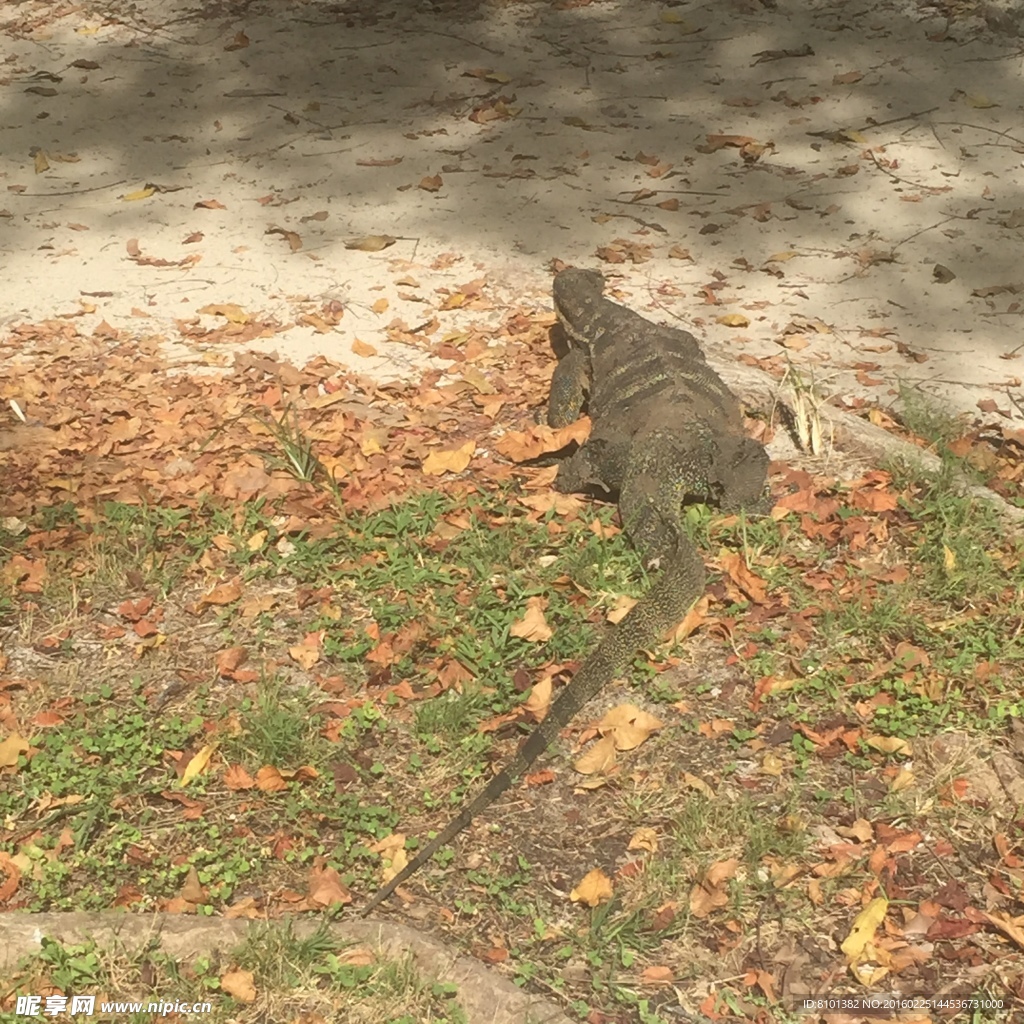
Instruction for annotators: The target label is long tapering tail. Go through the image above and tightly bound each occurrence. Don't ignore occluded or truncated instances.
[359,535,706,916]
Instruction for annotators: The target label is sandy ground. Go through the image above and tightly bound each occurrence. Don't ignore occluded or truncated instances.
[1,0,1024,422]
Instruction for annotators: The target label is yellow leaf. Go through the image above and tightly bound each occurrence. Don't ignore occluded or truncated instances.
[659,10,697,30]
[371,833,409,883]
[841,896,889,959]
[965,92,997,109]
[371,297,389,313]
[181,743,217,786]
[716,313,749,327]
[122,186,156,202]
[605,593,637,624]
[943,544,956,570]
[0,733,30,769]
[351,338,378,358]
[522,676,553,716]
[570,868,614,906]
[33,152,50,174]
[766,251,798,262]
[628,827,659,852]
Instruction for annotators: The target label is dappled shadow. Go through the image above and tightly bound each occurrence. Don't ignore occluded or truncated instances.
[2,0,1024,412]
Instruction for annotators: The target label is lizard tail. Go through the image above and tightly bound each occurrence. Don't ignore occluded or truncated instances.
[359,534,707,916]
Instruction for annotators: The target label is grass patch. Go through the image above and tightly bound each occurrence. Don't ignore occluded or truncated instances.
[2,438,1023,1020]
[0,923,471,1024]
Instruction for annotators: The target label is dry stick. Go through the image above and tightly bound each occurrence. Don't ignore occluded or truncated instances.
[806,105,940,137]
[11,180,127,197]
[931,121,1024,148]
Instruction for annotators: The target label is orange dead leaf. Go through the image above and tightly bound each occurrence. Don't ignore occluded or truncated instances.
[351,338,378,358]
[640,965,674,984]
[689,859,737,918]
[220,970,257,1003]
[215,646,248,678]
[255,766,288,792]
[421,440,476,476]
[570,868,613,907]
[717,550,767,603]
[983,910,1024,949]
[0,852,22,902]
[223,764,255,790]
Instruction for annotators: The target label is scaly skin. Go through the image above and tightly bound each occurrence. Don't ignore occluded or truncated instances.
[360,268,768,916]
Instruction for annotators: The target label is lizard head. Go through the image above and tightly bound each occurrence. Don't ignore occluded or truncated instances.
[552,268,606,347]
[712,436,771,514]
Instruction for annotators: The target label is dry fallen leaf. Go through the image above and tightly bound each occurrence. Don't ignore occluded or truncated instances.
[344,234,396,252]
[421,441,476,476]
[570,868,614,907]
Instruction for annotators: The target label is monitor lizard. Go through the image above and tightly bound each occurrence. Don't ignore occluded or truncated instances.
[360,267,769,916]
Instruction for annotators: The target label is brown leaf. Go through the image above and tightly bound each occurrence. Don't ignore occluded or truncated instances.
[509,598,554,642]
[344,234,396,252]
[308,864,350,908]
[266,226,302,252]
[421,440,476,475]
[255,766,288,792]
[697,133,756,153]
[574,734,617,775]
[224,30,249,50]
[199,581,242,608]
[223,764,255,790]
[180,865,207,904]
